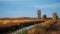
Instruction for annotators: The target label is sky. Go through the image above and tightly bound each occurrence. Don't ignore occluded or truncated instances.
[0,0,60,18]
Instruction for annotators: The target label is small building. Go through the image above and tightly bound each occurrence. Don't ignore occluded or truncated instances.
[37,10,41,18]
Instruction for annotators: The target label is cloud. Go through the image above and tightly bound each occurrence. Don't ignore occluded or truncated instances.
[33,3,60,8]
[0,0,32,1]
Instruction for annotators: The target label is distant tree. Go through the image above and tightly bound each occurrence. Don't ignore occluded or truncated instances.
[52,12,58,19]
[42,14,47,19]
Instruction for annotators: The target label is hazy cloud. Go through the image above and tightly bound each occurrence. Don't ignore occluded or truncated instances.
[0,0,33,1]
[33,3,60,8]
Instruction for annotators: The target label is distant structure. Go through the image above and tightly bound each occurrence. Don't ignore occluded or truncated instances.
[52,12,58,20]
[37,10,41,18]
